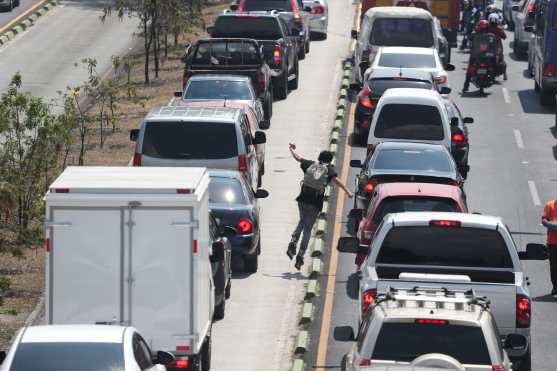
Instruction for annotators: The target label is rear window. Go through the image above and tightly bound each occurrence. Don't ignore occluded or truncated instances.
[369,323,491,365]
[378,53,436,68]
[371,18,434,47]
[213,17,283,40]
[142,122,238,159]
[185,80,253,100]
[242,0,293,11]
[374,104,444,140]
[373,196,460,224]
[376,226,514,268]
[209,177,247,204]
[373,148,452,173]
[9,342,124,371]
[191,41,260,66]
[368,79,432,97]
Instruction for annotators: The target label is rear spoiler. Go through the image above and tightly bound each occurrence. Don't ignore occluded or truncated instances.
[399,272,471,283]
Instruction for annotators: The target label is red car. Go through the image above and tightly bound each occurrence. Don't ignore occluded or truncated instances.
[353,182,468,267]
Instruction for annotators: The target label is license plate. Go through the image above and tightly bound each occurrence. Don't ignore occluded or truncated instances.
[477,68,487,74]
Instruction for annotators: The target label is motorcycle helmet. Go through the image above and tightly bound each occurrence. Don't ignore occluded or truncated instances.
[477,19,489,30]
[488,12,500,25]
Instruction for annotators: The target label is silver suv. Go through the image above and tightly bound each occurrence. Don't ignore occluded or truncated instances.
[130,105,266,191]
[334,288,528,371]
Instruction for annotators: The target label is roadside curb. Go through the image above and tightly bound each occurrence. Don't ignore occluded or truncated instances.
[290,59,352,371]
[0,0,59,47]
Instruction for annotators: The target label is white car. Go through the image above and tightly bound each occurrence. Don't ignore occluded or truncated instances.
[0,325,176,371]
[303,0,328,38]
[367,47,454,90]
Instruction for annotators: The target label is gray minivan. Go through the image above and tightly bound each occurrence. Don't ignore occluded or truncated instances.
[130,106,266,191]
[352,7,438,86]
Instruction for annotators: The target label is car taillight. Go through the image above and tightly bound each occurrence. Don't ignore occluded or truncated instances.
[415,319,449,325]
[238,1,245,11]
[543,63,556,77]
[311,5,325,14]
[237,218,253,234]
[492,366,505,371]
[359,359,371,366]
[132,153,141,166]
[361,289,376,313]
[169,358,190,369]
[363,179,377,194]
[273,44,282,65]
[452,132,465,147]
[358,84,374,109]
[238,154,248,172]
[480,63,487,68]
[429,220,461,227]
[366,143,375,155]
[527,2,534,13]
[45,238,51,253]
[516,294,531,328]
[435,75,447,84]
[467,64,476,75]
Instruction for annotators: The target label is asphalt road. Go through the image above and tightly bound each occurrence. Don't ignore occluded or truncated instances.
[307,27,557,371]
[0,0,43,30]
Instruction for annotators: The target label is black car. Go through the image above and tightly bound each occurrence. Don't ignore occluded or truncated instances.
[209,212,234,320]
[354,71,450,143]
[208,170,268,273]
[350,141,464,211]
[209,12,300,100]
[443,99,473,179]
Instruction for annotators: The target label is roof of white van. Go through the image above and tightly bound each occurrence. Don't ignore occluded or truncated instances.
[21,325,126,343]
[363,6,432,20]
[48,167,207,193]
[378,46,435,55]
[379,88,442,105]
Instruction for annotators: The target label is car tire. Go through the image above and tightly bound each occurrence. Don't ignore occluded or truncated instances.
[540,89,555,106]
[305,39,310,54]
[274,72,289,100]
[244,242,259,273]
[447,46,451,64]
[514,348,531,371]
[225,278,231,299]
[201,336,211,371]
[341,355,348,371]
[213,297,225,321]
[257,171,263,188]
[298,43,306,60]
[289,58,299,90]
[264,90,273,119]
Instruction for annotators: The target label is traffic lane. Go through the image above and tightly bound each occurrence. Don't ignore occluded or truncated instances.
[0,0,138,107]
[209,0,355,370]
[0,0,43,30]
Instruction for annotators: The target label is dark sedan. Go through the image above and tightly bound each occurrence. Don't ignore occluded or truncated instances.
[209,170,268,273]
[350,141,463,211]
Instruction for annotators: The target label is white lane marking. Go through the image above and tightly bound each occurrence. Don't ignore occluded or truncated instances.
[502,87,511,104]
[513,129,524,149]
[528,181,541,206]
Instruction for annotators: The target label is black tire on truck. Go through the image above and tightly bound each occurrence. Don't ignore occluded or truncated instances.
[273,72,289,100]
[201,335,211,371]
[289,58,299,90]
[244,242,259,273]
[213,298,225,321]
[513,347,531,371]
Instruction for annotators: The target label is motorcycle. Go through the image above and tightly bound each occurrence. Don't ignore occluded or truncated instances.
[466,33,498,94]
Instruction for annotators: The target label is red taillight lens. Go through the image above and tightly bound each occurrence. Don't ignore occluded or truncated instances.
[527,3,534,13]
[177,189,192,194]
[359,359,371,366]
[311,5,325,13]
[516,294,531,328]
[45,238,51,253]
[429,220,461,227]
[480,63,487,68]
[435,75,447,84]
[492,365,505,371]
[543,63,556,77]
[363,180,376,194]
[366,143,375,155]
[361,289,377,313]
[273,44,281,65]
[238,154,248,172]
[54,188,70,193]
[415,319,449,325]
[467,64,476,75]
[238,1,245,11]
[133,153,141,166]
[169,358,190,369]
[358,84,374,109]
[452,132,465,147]
[237,218,253,234]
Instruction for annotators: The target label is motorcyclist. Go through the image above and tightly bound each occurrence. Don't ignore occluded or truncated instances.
[461,0,473,32]
[483,12,507,39]
[459,6,483,49]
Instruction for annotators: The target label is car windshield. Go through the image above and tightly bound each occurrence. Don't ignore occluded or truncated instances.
[210,177,247,204]
[378,53,436,68]
[185,80,253,100]
[376,226,514,268]
[374,104,444,140]
[142,122,238,159]
[373,148,452,173]
[368,79,432,98]
[191,41,260,66]
[369,323,491,365]
[9,342,124,371]
[213,17,283,40]
[373,196,460,224]
[242,0,293,11]
[371,18,434,47]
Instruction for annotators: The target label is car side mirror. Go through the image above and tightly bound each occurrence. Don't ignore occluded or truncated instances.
[450,117,459,127]
[337,237,362,253]
[174,91,183,98]
[334,326,356,342]
[230,4,239,11]
[255,189,269,199]
[291,28,300,36]
[348,208,364,220]
[519,243,548,260]
[444,63,455,71]
[351,29,359,39]
[304,6,312,11]
[512,4,520,11]
[153,350,175,365]
[350,159,363,168]
[211,241,225,262]
[206,26,215,36]
[439,87,452,95]
[253,131,266,144]
[259,120,270,130]
[504,334,527,350]
[463,117,474,124]
[222,226,237,237]
[524,25,535,32]
[130,129,139,142]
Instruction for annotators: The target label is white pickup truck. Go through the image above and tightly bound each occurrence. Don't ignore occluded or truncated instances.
[338,212,547,371]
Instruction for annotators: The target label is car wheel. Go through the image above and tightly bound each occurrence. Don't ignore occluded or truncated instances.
[201,336,211,371]
[289,58,299,90]
[298,43,306,60]
[540,89,555,106]
[447,46,451,64]
[305,39,310,54]
[513,348,531,371]
[257,171,263,188]
[244,243,259,273]
[225,278,231,299]
[273,73,288,100]
[213,297,225,321]
[264,90,273,119]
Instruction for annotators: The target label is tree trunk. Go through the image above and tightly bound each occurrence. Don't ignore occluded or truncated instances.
[143,18,150,84]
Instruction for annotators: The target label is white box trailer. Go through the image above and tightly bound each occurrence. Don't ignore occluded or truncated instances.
[44,166,214,368]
